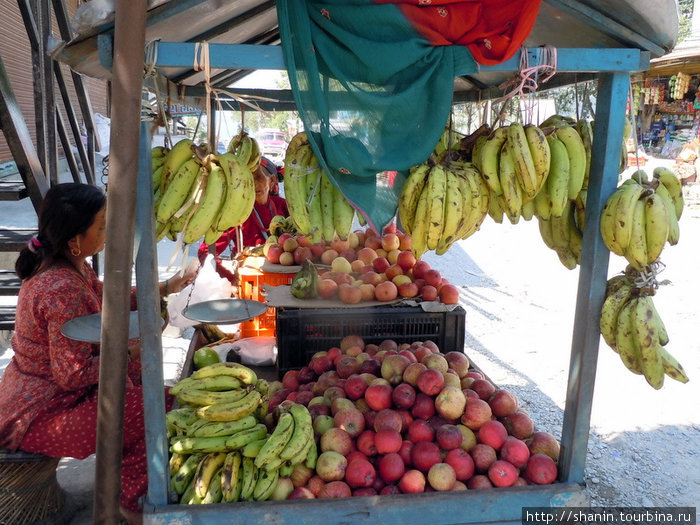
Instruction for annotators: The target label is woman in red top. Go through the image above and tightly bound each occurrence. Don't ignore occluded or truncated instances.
[198,156,288,280]
[0,183,195,525]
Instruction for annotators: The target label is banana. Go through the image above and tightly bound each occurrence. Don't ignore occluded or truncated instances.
[508,122,539,199]
[576,119,593,188]
[191,415,258,438]
[177,387,248,408]
[567,211,583,262]
[478,127,507,195]
[169,452,188,477]
[319,171,336,242]
[615,298,643,375]
[180,475,201,505]
[170,375,243,396]
[156,158,203,224]
[170,435,231,455]
[247,136,262,171]
[574,190,587,231]
[606,272,634,295]
[658,347,689,383]
[286,434,314,467]
[152,166,164,195]
[625,199,649,271]
[304,438,318,469]
[633,295,665,389]
[192,362,258,384]
[242,437,270,458]
[165,407,199,435]
[487,191,505,224]
[424,165,447,251]
[255,411,295,469]
[333,181,355,241]
[521,199,535,222]
[537,217,555,250]
[253,468,279,501]
[654,182,680,245]
[304,157,324,243]
[159,138,195,195]
[545,135,570,218]
[647,298,669,346]
[653,167,684,220]
[239,457,258,501]
[196,389,262,422]
[556,247,579,270]
[550,201,572,252]
[284,144,313,234]
[540,114,576,128]
[279,462,294,478]
[183,165,226,245]
[471,134,488,172]
[555,125,587,200]
[599,283,634,350]
[224,423,269,450]
[613,181,647,254]
[171,453,203,495]
[286,132,309,159]
[643,193,669,264]
[201,467,223,504]
[194,452,227,499]
[498,143,523,224]
[152,145,168,159]
[221,451,242,503]
[463,167,490,239]
[279,404,313,461]
[524,124,551,194]
[600,189,625,256]
[410,178,431,257]
[435,169,463,254]
[230,133,253,166]
[398,163,430,235]
[216,153,255,231]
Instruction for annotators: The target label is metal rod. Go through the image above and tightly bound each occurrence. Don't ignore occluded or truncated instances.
[93,0,148,522]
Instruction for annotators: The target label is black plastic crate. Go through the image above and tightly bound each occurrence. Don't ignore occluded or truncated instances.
[276,305,465,377]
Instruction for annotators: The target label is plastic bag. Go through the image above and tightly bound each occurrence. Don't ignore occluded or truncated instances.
[167,255,233,328]
[212,337,278,367]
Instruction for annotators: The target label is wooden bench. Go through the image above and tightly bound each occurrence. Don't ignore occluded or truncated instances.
[0,449,76,524]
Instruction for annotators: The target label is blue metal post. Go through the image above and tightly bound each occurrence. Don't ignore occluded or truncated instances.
[559,71,630,484]
[135,119,170,506]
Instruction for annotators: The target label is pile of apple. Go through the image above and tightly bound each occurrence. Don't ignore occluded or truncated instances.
[263,224,460,305]
[265,335,561,500]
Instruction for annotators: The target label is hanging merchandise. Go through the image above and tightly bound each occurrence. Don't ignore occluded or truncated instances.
[276,0,543,231]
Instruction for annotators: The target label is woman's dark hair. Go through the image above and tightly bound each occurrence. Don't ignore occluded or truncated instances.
[15,183,106,280]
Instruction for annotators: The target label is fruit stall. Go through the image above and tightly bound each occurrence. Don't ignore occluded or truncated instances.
[49,1,684,524]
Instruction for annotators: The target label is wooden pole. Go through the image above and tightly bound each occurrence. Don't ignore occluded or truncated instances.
[93,0,147,522]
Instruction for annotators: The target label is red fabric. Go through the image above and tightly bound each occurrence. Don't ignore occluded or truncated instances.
[197,195,289,279]
[374,0,542,65]
[0,262,157,512]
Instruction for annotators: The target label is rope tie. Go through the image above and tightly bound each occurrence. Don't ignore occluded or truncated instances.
[633,261,665,291]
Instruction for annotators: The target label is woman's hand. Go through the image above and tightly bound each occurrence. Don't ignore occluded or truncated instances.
[163,261,200,296]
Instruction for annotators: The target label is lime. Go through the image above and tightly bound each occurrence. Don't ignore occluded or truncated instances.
[193,347,220,369]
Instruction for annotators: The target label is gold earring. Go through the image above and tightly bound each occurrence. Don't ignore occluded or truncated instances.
[71,247,81,257]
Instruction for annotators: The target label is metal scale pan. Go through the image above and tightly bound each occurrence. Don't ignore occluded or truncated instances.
[182,298,267,324]
[61,310,163,343]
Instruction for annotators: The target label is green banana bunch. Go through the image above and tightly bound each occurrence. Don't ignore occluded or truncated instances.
[158,138,195,196]
[169,374,242,396]
[171,453,203,496]
[220,451,242,503]
[290,259,319,299]
[255,410,295,470]
[196,389,263,422]
[599,272,689,388]
[191,362,258,385]
[239,457,258,501]
[193,452,227,499]
[278,404,313,462]
[215,152,255,231]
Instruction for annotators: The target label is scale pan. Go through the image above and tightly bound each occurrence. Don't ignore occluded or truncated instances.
[61,310,161,343]
[182,298,267,324]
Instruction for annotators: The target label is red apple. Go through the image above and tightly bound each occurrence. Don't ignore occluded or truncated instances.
[416,368,444,396]
[345,458,376,488]
[398,469,425,494]
[488,389,519,417]
[344,374,369,400]
[471,378,497,401]
[375,428,403,454]
[477,420,509,450]
[524,454,558,485]
[466,474,493,490]
[420,285,438,301]
[364,383,393,411]
[316,450,348,481]
[318,480,352,498]
[411,392,436,420]
[380,354,411,385]
[470,443,497,472]
[391,382,417,409]
[374,281,398,302]
[385,264,404,281]
[402,362,427,386]
[525,431,561,461]
[460,398,493,430]
[434,385,467,421]
[377,452,405,484]
[287,487,316,499]
[396,250,417,272]
[293,246,314,265]
[381,233,401,252]
[397,281,420,298]
[373,409,403,433]
[338,283,362,304]
[423,269,442,288]
[436,424,464,450]
[444,351,470,379]
[500,436,531,469]
[336,355,362,379]
[410,440,442,473]
[265,244,284,264]
[502,411,535,440]
[444,448,475,481]
[439,283,460,305]
[372,256,390,274]
[407,418,435,443]
[320,427,353,456]
[356,429,377,457]
[488,459,519,487]
[334,407,366,438]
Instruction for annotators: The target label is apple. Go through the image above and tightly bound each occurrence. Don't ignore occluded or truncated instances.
[287,486,316,499]
[466,474,493,490]
[381,233,401,252]
[310,242,326,259]
[445,448,475,481]
[410,440,442,473]
[338,283,363,304]
[313,414,335,436]
[359,283,376,301]
[470,443,497,472]
[356,429,377,457]
[298,366,317,384]
[279,251,295,266]
[341,334,365,352]
[377,452,405,484]
[320,427,354,456]
[345,458,376,488]
[310,355,334,376]
[265,243,284,264]
[364,383,393,411]
[320,248,339,266]
[373,409,403,433]
[436,423,464,451]
[290,463,314,488]
[336,355,362,379]
[347,231,360,249]
[457,424,478,451]
[439,283,460,305]
[442,371,462,389]
[380,354,411,385]
[330,397,355,416]
[331,256,352,274]
[359,359,381,376]
[502,411,535,440]
[374,428,403,454]
[309,403,330,418]
[460,398,493,430]
[488,460,519,487]
[488,389,519,417]
[385,264,404,281]
[293,246,314,265]
[420,285,438,301]
[411,392,436,420]
[477,420,509,450]
[330,237,351,252]
[383,222,398,235]
[339,248,357,262]
[364,235,382,251]
[407,419,435,443]
[470,378,497,401]
[391,274,412,288]
[318,480,352,498]
[396,250,417,272]
[334,407,366,438]
[524,454,558,485]
[423,268,442,288]
[397,281,420,298]
[350,259,365,273]
[326,347,342,365]
[358,270,383,286]
[282,237,299,252]
[444,351,470,378]
[500,436,531,469]
[525,431,561,461]
[317,278,339,299]
[344,374,369,400]
[391,382,417,409]
[372,256,390,274]
[399,234,412,251]
[412,346,433,364]
[421,353,449,373]
[374,281,398,302]
[416,368,444,396]
[295,391,315,406]
[398,469,425,494]
[397,409,413,433]
[427,463,457,491]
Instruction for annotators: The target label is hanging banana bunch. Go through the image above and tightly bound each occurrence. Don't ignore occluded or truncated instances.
[227,130,262,172]
[599,269,689,390]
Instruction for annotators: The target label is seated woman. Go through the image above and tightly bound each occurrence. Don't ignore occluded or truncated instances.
[0,183,196,525]
[198,156,288,280]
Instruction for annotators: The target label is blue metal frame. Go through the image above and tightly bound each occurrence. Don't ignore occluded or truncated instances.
[135,45,632,524]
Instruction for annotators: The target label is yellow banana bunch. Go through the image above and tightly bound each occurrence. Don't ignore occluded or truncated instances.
[227,130,261,171]
[600,169,682,270]
[599,272,689,389]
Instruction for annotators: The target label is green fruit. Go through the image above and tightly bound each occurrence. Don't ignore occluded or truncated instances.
[193,347,220,370]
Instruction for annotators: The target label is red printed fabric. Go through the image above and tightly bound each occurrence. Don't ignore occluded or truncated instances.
[374,0,542,65]
[0,263,138,450]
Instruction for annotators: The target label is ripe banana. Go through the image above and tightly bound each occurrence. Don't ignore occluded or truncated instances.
[171,453,203,495]
[170,435,231,455]
[575,119,593,188]
[612,181,647,255]
[176,387,248,408]
[194,452,227,499]
[555,125,587,200]
[658,346,689,383]
[600,189,625,256]
[654,182,680,245]
[435,169,463,254]
[239,457,258,501]
[545,135,570,218]
[169,452,187,477]
[524,124,551,195]
[192,362,258,385]
[507,122,539,199]
[170,375,242,396]
[279,404,313,461]
[182,165,226,245]
[200,467,223,504]
[599,282,635,351]
[220,451,242,503]
[253,468,279,501]
[196,389,262,422]
[255,411,295,469]
[224,423,269,449]
[410,174,431,257]
[615,298,643,375]
[398,163,430,235]
[537,217,555,250]
[156,158,203,224]
[180,474,201,504]
[191,414,258,438]
[498,142,523,224]
[461,167,490,239]
[333,181,355,241]
[242,437,270,458]
[643,193,669,264]
[159,139,195,195]
[216,153,255,231]
[625,199,649,271]
[632,295,665,389]
[478,127,507,195]
[653,167,684,220]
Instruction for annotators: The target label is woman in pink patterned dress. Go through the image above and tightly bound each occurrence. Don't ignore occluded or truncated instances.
[0,183,195,525]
